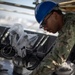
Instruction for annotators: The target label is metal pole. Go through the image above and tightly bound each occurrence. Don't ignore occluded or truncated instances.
[0,1,35,10]
[33,0,39,6]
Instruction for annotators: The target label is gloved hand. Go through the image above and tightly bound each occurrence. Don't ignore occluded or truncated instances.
[55,61,75,75]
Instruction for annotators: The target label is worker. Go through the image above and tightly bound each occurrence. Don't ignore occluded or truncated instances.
[30,1,75,75]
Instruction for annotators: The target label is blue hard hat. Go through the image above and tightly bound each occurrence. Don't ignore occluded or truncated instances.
[35,1,58,26]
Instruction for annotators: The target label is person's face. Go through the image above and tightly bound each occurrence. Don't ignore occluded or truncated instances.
[42,12,64,33]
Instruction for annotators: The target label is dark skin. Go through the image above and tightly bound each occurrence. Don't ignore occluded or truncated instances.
[43,11,64,33]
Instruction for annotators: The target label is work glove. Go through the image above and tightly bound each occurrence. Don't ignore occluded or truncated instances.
[55,61,75,75]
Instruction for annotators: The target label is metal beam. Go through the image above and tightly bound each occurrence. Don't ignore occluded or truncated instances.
[60,6,75,12]
[59,1,75,6]
[59,1,75,12]
[0,1,35,10]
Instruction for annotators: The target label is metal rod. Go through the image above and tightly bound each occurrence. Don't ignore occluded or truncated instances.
[0,1,35,10]
[35,35,45,48]
[59,1,75,6]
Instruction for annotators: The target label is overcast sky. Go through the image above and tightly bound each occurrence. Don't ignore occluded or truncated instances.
[0,0,36,21]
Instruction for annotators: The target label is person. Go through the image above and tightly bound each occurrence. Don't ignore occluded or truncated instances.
[30,1,75,75]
